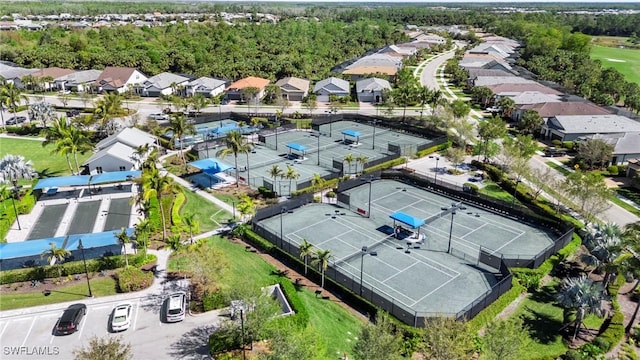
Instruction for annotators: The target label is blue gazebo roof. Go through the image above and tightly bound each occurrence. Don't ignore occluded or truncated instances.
[286,143,308,152]
[389,212,425,229]
[188,158,234,174]
[341,129,361,138]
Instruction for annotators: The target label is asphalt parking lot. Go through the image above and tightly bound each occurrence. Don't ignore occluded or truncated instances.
[0,281,223,360]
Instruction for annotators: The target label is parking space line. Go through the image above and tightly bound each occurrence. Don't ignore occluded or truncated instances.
[0,321,9,338]
[76,308,88,339]
[20,317,36,347]
[132,301,140,331]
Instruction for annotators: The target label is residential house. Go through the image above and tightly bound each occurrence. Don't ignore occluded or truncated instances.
[584,132,640,165]
[355,77,391,103]
[378,44,417,58]
[495,91,562,107]
[83,142,137,174]
[471,76,535,88]
[186,77,227,98]
[54,69,102,92]
[487,82,562,96]
[460,54,513,71]
[94,66,148,93]
[0,64,36,87]
[275,77,310,101]
[342,53,402,81]
[514,101,611,122]
[95,127,157,151]
[27,67,75,90]
[225,76,270,101]
[542,114,640,142]
[313,77,351,102]
[467,68,517,79]
[141,72,190,97]
[414,33,447,44]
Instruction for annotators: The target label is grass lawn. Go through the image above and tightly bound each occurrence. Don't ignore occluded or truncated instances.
[479,181,518,204]
[610,196,640,217]
[180,189,229,233]
[0,137,90,178]
[545,161,571,176]
[0,277,117,311]
[590,44,640,85]
[167,236,365,356]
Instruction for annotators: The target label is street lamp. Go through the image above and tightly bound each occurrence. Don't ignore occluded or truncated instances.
[77,239,93,298]
[441,202,466,254]
[11,179,21,230]
[232,201,236,220]
[316,130,321,166]
[429,156,440,184]
[359,246,378,296]
[360,176,375,218]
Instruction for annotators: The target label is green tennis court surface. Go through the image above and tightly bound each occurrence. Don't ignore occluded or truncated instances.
[103,197,133,231]
[67,200,101,235]
[255,179,556,317]
[27,203,69,240]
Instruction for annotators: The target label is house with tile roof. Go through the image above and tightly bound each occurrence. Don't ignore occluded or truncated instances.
[54,69,102,92]
[355,77,391,103]
[486,82,562,96]
[313,77,351,102]
[141,72,190,97]
[275,77,310,101]
[95,66,148,93]
[514,101,611,123]
[225,76,270,101]
[496,91,562,107]
[186,77,227,98]
[0,64,36,87]
[542,115,640,142]
[28,67,76,90]
[342,53,402,81]
[584,132,640,165]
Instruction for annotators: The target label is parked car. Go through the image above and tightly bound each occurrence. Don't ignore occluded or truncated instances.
[56,303,87,335]
[485,106,502,113]
[6,116,27,125]
[111,303,132,332]
[58,89,71,95]
[165,291,186,323]
[66,109,80,117]
[149,113,169,121]
[544,147,566,157]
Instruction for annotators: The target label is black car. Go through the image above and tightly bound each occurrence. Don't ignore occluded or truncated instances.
[6,116,26,125]
[56,303,87,335]
[66,109,80,117]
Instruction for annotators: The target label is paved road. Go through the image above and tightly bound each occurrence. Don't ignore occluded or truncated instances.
[419,50,456,91]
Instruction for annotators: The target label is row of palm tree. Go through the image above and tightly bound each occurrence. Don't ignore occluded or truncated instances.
[42,118,93,175]
[343,153,369,176]
[267,164,300,196]
[298,239,332,289]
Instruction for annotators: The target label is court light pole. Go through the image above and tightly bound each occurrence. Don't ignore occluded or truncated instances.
[359,246,378,297]
[360,176,374,218]
[442,202,466,254]
[325,107,338,137]
[316,130,321,166]
[77,239,93,298]
[10,179,21,230]
[371,119,379,150]
[429,156,440,184]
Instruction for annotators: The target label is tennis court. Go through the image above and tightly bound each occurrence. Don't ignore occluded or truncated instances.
[254,179,556,318]
[67,200,101,235]
[103,198,133,231]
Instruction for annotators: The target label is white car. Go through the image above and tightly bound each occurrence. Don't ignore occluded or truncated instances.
[111,303,133,331]
[165,292,186,323]
[149,113,169,121]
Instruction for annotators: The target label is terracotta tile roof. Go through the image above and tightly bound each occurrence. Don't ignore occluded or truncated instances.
[226,76,270,91]
[275,77,310,92]
[30,67,75,79]
[95,66,137,88]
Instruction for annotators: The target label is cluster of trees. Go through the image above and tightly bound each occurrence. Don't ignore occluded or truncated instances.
[1,19,407,82]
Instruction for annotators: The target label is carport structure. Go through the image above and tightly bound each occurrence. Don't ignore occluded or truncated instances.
[389,211,426,246]
[285,143,307,159]
[341,129,361,145]
[33,171,141,191]
[188,158,234,175]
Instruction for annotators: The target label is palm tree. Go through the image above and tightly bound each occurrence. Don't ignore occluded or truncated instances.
[166,114,196,170]
[236,193,256,221]
[0,184,11,211]
[216,130,251,188]
[312,248,332,289]
[190,93,208,115]
[620,222,640,332]
[115,228,132,267]
[93,92,124,135]
[299,239,314,276]
[556,276,606,341]
[581,223,622,287]
[130,143,151,170]
[418,86,432,121]
[182,213,199,244]
[267,165,283,195]
[284,165,299,196]
[67,127,93,174]
[356,155,369,175]
[41,242,71,278]
[141,167,180,240]
[343,154,355,176]
[429,89,444,115]
[0,154,37,183]
[166,234,183,252]
[0,83,28,118]
[311,173,326,202]
[134,218,151,258]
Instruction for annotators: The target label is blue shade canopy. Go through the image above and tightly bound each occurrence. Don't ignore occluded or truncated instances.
[65,228,134,250]
[286,143,307,152]
[389,212,425,229]
[33,171,141,190]
[188,158,234,174]
[341,129,361,138]
[0,238,66,259]
[210,125,240,135]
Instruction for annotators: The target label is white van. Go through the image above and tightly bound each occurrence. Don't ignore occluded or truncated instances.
[166,291,186,322]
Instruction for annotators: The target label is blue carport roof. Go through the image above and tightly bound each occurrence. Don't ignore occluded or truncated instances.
[33,171,141,190]
[342,129,361,138]
[286,143,307,152]
[0,237,66,259]
[65,228,133,250]
[188,158,234,174]
[389,212,425,229]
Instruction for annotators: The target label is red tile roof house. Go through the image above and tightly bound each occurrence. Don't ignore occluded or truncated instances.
[28,67,75,91]
[225,76,270,101]
[94,66,148,94]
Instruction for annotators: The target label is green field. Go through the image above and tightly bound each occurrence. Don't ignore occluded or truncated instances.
[0,137,91,178]
[590,45,640,85]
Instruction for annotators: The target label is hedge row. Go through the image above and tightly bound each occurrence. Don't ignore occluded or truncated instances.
[363,157,407,174]
[148,196,161,231]
[291,177,343,197]
[4,125,43,136]
[277,279,310,330]
[114,266,154,293]
[1,190,37,242]
[414,140,452,158]
[171,191,186,226]
[0,253,156,284]
[244,228,275,253]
